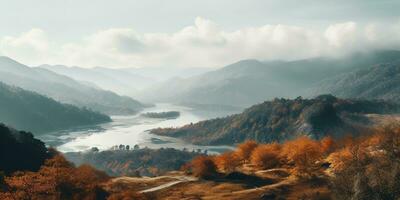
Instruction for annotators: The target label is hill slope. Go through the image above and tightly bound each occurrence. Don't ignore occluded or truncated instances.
[39,65,154,97]
[0,56,148,115]
[151,95,400,145]
[310,61,400,102]
[140,50,400,107]
[0,82,111,133]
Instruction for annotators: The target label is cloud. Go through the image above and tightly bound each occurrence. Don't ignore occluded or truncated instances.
[1,17,400,68]
[0,29,50,64]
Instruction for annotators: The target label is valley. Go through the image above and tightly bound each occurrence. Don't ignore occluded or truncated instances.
[2,2,400,199]
[2,50,400,200]
[39,103,239,153]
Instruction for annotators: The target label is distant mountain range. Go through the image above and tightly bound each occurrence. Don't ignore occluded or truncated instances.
[35,50,400,109]
[0,57,148,115]
[151,95,400,145]
[139,50,400,107]
[40,65,212,98]
[39,65,154,97]
[0,82,111,133]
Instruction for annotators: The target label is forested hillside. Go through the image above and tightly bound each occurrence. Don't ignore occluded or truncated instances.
[152,95,400,145]
[311,61,400,102]
[0,82,111,133]
[0,56,148,115]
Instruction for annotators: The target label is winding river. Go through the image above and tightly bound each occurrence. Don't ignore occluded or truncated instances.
[39,103,237,154]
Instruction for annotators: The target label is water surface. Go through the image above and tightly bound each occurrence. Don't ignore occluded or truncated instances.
[39,103,238,154]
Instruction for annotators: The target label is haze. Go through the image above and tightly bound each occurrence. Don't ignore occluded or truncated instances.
[0,0,400,68]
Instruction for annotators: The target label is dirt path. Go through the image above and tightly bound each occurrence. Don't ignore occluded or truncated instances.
[139,176,197,193]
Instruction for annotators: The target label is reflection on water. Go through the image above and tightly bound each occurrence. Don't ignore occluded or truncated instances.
[39,103,239,154]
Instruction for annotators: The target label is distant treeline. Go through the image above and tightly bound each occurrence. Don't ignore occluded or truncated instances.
[65,147,201,177]
[141,111,180,119]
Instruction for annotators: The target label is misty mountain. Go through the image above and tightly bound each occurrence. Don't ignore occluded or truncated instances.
[40,65,212,98]
[0,56,148,115]
[121,67,212,82]
[139,50,400,107]
[310,61,400,102]
[40,65,154,97]
[0,82,111,133]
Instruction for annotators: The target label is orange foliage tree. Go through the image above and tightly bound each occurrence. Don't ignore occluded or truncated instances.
[235,140,258,163]
[0,154,110,200]
[320,136,336,155]
[250,143,281,169]
[280,136,323,176]
[190,156,218,178]
[214,151,240,173]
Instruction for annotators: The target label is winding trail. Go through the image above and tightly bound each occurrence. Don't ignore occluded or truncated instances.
[138,176,198,193]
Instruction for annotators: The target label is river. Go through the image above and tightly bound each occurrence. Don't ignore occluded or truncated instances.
[39,103,239,154]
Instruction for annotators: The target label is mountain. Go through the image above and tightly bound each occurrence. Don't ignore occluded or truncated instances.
[151,95,400,145]
[121,66,212,82]
[139,50,400,107]
[0,123,50,174]
[0,82,111,133]
[310,61,400,102]
[0,57,148,115]
[39,65,154,97]
[40,65,212,99]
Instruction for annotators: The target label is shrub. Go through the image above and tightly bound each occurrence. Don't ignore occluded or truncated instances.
[281,136,322,176]
[250,143,281,169]
[214,151,240,173]
[320,136,336,155]
[191,156,218,178]
[236,140,258,163]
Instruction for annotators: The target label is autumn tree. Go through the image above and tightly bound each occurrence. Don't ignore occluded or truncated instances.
[281,136,323,176]
[191,156,218,179]
[1,153,111,200]
[320,136,336,155]
[214,151,240,173]
[250,143,281,169]
[235,140,258,163]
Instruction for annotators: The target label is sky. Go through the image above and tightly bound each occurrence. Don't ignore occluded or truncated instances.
[0,0,399,68]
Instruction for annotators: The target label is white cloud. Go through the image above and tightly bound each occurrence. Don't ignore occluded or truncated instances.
[1,17,400,68]
[325,22,358,47]
[0,29,51,64]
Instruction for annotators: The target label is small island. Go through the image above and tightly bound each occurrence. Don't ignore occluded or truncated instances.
[141,111,180,119]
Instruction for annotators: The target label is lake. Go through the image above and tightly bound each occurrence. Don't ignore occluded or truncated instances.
[39,103,240,154]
